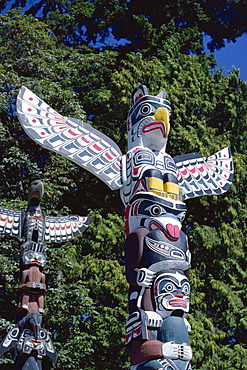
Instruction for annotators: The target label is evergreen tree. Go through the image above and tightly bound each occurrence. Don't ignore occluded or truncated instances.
[0,8,246,370]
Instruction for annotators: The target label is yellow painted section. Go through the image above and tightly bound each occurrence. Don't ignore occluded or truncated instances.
[164,182,180,195]
[148,177,163,192]
[148,177,181,200]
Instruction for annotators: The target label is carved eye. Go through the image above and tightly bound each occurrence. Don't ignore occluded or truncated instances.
[163,283,176,293]
[140,103,152,115]
[27,252,34,260]
[145,205,166,216]
[151,205,164,216]
[182,283,190,296]
[178,212,186,222]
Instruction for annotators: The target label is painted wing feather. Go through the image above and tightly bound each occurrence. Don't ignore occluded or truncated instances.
[0,327,19,356]
[0,207,25,238]
[174,147,233,200]
[43,215,91,243]
[17,86,123,190]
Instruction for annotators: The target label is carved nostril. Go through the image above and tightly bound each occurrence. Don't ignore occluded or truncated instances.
[174,294,183,298]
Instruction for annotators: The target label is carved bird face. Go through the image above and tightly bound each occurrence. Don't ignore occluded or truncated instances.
[28,180,44,206]
[127,85,171,151]
[125,192,186,238]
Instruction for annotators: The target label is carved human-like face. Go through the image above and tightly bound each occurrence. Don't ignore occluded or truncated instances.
[125,192,186,238]
[153,270,190,318]
[127,85,171,150]
[21,250,46,267]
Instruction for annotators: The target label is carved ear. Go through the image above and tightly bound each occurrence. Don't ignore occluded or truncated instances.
[132,84,149,103]
[156,90,167,99]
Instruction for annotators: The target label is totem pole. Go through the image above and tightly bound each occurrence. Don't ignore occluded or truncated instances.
[0,179,91,369]
[16,84,233,369]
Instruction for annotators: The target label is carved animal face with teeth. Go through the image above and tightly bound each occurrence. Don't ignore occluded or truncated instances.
[153,270,190,318]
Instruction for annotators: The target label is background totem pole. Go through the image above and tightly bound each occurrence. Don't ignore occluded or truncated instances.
[0,179,91,369]
[15,84,233,369]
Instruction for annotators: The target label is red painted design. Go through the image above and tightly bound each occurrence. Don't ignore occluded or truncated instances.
[93,143,104,151]
[32,119,36,123]
[29,97,33,101]
[198,166,204,172]
[133,179,147,194]
[28,108,32,112]
[105,152,114,160]
[81,136,90,143]
[190,168,196,174]
[68,129,79,136]
[142,122,165,137]
[134,324,142,336]
[154,282,159,297]
[135,93,143,102]
[133,166,142,176]
[168,298,187,307]
[124,205,131,236]
[125,332,132,344]
[41,132,46,136]
[133,147,143,153]
[181,169,188,175]
[133,201,140,216]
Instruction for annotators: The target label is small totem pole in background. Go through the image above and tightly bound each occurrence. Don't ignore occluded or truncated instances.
[16,85,234,369]
[0,180,91,369]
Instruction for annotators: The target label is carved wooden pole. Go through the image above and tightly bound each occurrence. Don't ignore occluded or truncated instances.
[15,85,234,369]
[0,180,91,369]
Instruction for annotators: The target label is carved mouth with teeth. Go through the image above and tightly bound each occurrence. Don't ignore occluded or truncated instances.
[145,236,185,260]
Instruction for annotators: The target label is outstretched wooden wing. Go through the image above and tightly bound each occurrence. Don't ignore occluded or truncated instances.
[17,86,123,190]
[43,215,91,243]
[174,147,233,200]
[0,207,25,238]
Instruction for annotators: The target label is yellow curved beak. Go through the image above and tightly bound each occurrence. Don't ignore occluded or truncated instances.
[154,107,170,138]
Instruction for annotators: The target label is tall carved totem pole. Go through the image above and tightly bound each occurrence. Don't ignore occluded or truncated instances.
[0,179,91,369]
[2,84,233,369]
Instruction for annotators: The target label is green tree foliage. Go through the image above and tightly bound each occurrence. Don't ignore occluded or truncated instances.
[1,0,247,52]
[0,8,246,370]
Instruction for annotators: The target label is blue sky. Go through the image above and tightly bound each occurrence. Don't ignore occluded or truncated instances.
[204,34,247,82]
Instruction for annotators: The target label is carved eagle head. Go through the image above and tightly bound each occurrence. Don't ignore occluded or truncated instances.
[127,84,171,151]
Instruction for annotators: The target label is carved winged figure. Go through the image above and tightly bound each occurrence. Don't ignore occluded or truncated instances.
[0,179,91,243]
[16,85,233,218]
[0,179,91,366]
[15,84,234,370]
